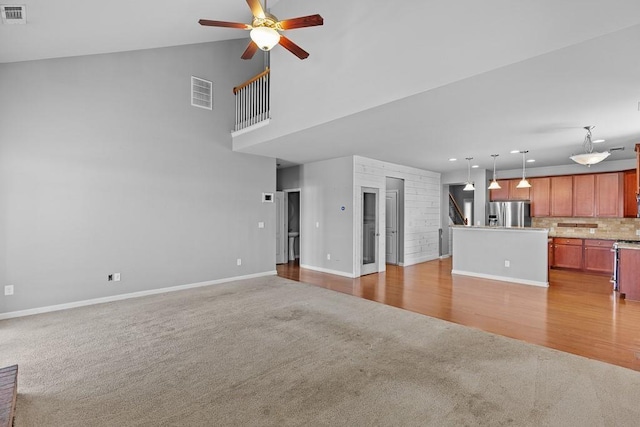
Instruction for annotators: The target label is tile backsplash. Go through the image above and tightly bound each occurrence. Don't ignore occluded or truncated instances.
[533,217,640,240]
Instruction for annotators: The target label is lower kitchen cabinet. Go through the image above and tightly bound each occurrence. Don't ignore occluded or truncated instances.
[553,238,583,269]
[551,238,614,275]
[619,248,640,301]
[584,240,615,274]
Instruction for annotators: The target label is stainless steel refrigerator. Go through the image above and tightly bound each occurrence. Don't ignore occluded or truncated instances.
[486,201,531,227]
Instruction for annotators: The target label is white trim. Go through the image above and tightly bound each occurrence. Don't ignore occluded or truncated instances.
[231,118,270,137]
[0,270,277,320]
[451,269,549,288]
[402,255,439,267]
[300,264,356,278]
[283,188,301,193]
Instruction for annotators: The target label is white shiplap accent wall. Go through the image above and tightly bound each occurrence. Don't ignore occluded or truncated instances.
[353,156,441,276]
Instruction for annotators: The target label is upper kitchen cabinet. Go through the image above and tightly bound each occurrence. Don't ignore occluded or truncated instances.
[624,170,638,217]
[573,174,595,217]
[489,181,510,201]
[550,176,573,217]
[595,172,623,217]
[530,177,550,217]
[508,179,531,200]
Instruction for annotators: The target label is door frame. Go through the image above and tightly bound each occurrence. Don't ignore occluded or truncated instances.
[283,188,301,263]
[385,189,399,265]
[360,187,380,276]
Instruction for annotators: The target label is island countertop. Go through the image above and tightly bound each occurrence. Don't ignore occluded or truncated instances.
[450,225,549,233]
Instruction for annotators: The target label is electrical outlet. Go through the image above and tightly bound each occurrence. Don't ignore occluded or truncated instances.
[327,253,331,260]
[316,222,320,228]
[258,221,264,229]
[590,228,596,234]
[636,229,640,236]
[113,273,121,282]
[4,285,14,296]
[504,260,510,268]
[237,258,242,266]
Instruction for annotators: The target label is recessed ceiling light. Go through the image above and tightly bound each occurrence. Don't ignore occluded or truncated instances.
[472,165,479,168]
[527,159,536,163]
[510,150,520,154]
[448,158,457,161]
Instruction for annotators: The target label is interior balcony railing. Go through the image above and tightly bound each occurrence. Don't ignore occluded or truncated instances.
[233,67,270,133]
[449,193,468,226]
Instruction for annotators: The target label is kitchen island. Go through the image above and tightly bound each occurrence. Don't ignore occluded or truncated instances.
[451,225,549,287]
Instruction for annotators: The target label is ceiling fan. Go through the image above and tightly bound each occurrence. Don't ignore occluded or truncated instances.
[199,0,323,60]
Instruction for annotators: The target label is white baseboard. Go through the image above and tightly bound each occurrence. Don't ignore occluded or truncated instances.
[300,264,356,278]
[451,269,549,288]
[402,254,439,267]
[0,270,277,320]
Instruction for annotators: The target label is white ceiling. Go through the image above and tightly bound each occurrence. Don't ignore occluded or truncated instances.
[2,0,640,174]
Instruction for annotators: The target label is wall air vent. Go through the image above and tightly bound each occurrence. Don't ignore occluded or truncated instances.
[191,76,213,110]
[1,5,26,24]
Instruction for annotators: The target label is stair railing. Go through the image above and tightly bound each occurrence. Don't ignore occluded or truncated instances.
[449,193,468,226]
[233,67,270,132]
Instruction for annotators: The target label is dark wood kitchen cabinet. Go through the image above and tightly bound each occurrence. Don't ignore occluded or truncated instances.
[489,181,510,201]
[583,239,614,274]
[573,174,595,217]
[619,248,640,301]
[508,179,531,200]
[550,176,573,217]
[552,238,582,270]
[595,172,623,217]
[624,169,638,217]
[530,177,550,217]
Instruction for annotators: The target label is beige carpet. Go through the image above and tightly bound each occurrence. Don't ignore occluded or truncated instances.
[2,275,640,426]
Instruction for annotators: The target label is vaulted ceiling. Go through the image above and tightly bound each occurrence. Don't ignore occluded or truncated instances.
[2,0,640,173]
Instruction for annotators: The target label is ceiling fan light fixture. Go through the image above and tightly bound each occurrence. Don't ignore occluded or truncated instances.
[570,126,610,167]
[250,26,280,51]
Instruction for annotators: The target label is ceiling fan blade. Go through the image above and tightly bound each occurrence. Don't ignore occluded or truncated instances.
[278,14,324,30]
[241,41,259,60]
[246,0,266,19]
[198,19,251,30]
[278,35,309,60]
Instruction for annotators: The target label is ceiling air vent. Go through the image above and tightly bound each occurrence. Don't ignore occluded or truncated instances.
[1,5,26,24]
[191,76,213,110]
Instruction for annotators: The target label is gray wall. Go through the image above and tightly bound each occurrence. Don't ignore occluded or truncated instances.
[0,40,273,315]
[452,227,549,286]
[299,158,354,275]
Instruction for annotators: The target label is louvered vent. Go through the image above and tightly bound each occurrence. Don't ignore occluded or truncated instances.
[191,76,213,110]
[1,5,26,24]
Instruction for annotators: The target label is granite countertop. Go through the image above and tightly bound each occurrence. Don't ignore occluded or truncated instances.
[451,225,548,232]
[618,242,640,250]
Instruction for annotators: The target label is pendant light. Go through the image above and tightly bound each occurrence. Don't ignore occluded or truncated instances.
[488,154,501,190]
[463,157,475,191]
[516,150,531,188]
[569,125,610,167]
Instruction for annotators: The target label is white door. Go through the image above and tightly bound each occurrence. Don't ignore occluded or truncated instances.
[385,190,398,265]
[361,187,379,275]
[275,191,288,264]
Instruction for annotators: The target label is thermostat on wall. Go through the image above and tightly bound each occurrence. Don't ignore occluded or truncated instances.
[262,193,274,203]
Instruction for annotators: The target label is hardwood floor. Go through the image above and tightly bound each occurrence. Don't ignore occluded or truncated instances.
[277,258,640,371]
